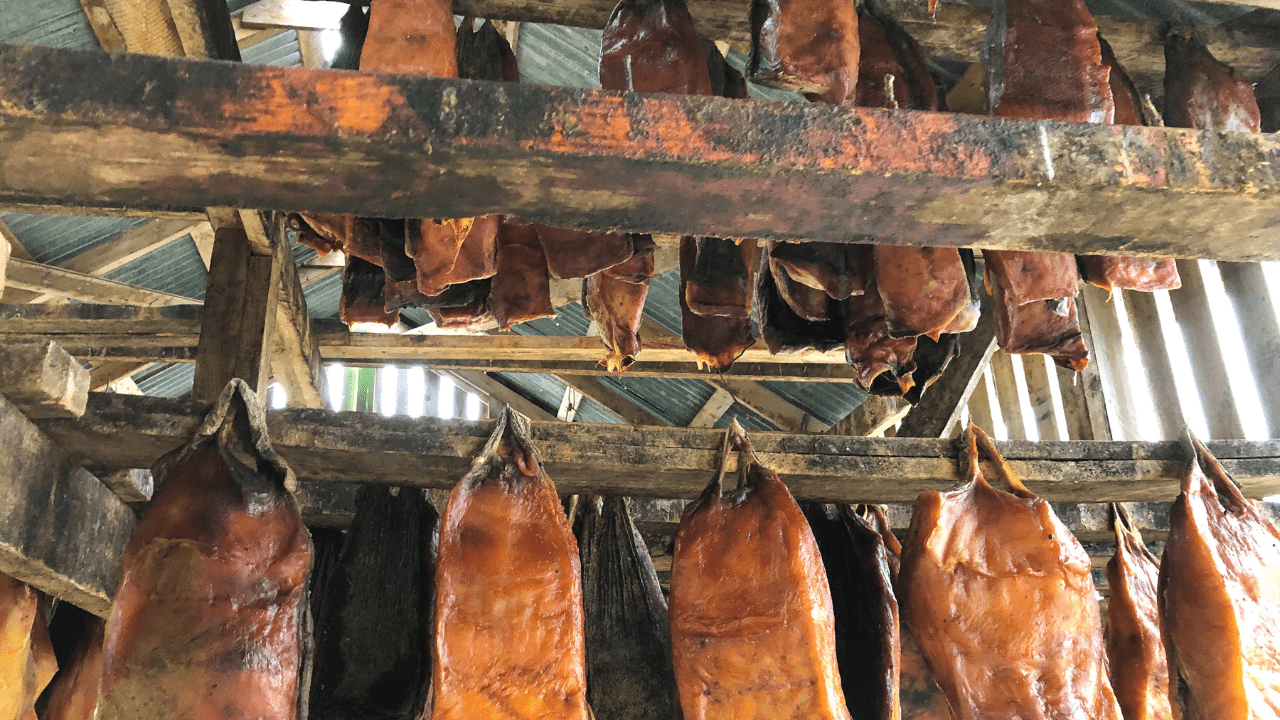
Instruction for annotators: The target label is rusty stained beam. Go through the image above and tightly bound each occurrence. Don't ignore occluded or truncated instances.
[2,45,1280,261]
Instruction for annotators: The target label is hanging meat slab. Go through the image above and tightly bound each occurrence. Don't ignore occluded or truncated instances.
[990,278,1089,371]
[575,496,681,720]
[900,332,959,404]
[769,242,868,301]
[431,409,590,720]
[408,217,496,298]
[98,380,312,720]
[310,485,437,720]
[1159,438,1280,719]
[341,255,400,326]
[845,285,918,393]
[705,39,750,100]
[856,0,937,110]
[378,219,432,312]
[746,0,858,102]
[490,216,556,329]
[298,213,382,265]
[535,226,634,279]
[600,0,712,95]
[1077,37,1180,294]
[458,18,519,83]
[758,256,845,354]
[900,425,1121,720]
[680,237,756,371]
[669,425,851,720]
[584,236,657,373]
[42,614,105,720]
[874,245,975,339]
[773,256,837,322]
[803,505,900,720]
[429,281,496,328]
[686,237,757,319]
[1164,34,1260,133]
[984,250,1080,306]
[0,574,55,720]
[1106,506,1171,720]
[983,0,1113,123]
[361,0,456,77]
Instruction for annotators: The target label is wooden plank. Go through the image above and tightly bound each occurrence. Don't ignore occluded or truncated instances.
[191,226,281,403]
[241,0,348,31]
[36,392,1280,504]
[1056,364,1095,441]
[0,230,8,298]
[1217,262,1280,438]
[0,340,90,419]
[5,46,1280,261]
[1023,354,1061,441]
[967,370,995,432]
[0,204,207,222]
[1082,285,1145,441]
[5,258,200,306]
[75,0,127,52]
[897,304,998,438]
[0,392,136,617]
[988,351,1028,440]
[1123,289,1186,440]
[828,395,909,437]
[1166,260,1246,439]
[0,303,203,334]
[560,375,670,426]
[1072,294,1113,441]
[687,387,735,428]
[87,361,151,392]
[556,386,584,422]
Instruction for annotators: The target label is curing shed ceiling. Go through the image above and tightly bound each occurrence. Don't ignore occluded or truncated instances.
[0,0,1269,432]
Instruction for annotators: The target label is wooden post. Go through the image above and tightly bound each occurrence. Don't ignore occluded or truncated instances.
[967,371,995,432]
[897,302,998,438]
[191,225,281,403]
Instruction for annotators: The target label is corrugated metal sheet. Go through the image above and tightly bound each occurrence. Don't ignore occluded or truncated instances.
[493,372,568,415]
[1,213,146,265]
[573,395,624,424]
[241,28,301,67]
[761,381,868,428]
[715,402,775,431]
[105,239,206,300]
[0,0,98,49]
[134,363,195,398]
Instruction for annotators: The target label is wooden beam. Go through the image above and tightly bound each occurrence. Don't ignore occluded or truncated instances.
[556,385,584,422]
[829,395,910,437]
[88,361,152,392]
[0,391,136,617]
[1022,354,1061,441]
[0,230,8,298]
[1123,290,1185,440]
[35,392,1280,503]
[191,226,281,403]
[688,387,735,428]
[559,375,670,426]
[6,46,1280,262]
[5,258,200,307]
[897,305,999,438]
[0,204,206,222]
[1166,261,1246,438]
[1217,261,1280,438]
[988,351,1029,440]
[75,0,127,52]
[0,340,90,419]
[0,303,204,334]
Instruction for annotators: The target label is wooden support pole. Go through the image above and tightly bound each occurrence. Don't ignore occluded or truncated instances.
[4,259,200,307]
[0,340,90,419]
[897,304,999,438]
[5,45,1280,261]
[688,388,735,428]
[191,226,281,403]
[0,392,136,617]
[35,392,1280,503]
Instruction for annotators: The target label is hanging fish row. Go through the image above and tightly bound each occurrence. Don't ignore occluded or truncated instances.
[7,381,1278,720]
[290,0,1256,400]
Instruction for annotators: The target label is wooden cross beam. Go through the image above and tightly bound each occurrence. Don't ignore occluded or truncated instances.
[3,44,1280,261]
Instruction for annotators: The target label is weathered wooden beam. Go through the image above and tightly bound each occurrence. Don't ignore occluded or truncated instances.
[0,392,136,617]
[0,303,203,335]
[36,393,1280,503]
[897,305,999,438]
[0,204,206,222]
[0,341,90,419]
[5,46,1280,261]
[687,387,735,428]
[191,226,281,403]
[0,231,8,298]
[4,258,200,307]
[75,0,127,52]
[556,385,584,422]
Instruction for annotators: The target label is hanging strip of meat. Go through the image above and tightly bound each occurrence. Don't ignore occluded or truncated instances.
[431,409,590,720]
[429,280,496,328]
[99,380,312,720]
[378,218,431,312]
[1106,505,1172,720]
[989,277,1089,371]
[680,237,756,371]
[686,238,756,319]
[773,254,837,322]
[845,285,918,393]
[600,0,712,95]
[670,424,851,720]
[984,0,1113,123]
[803,504,901,720]
[458,18,519,83]
[874,246,975,339]
[341,255,400,326]
[900,332,960,404]
[42,615,105,720]
[575,496,681,720]
[299,213,382,265]
[900,425,1121,720]
[584,236,657,373]
[768,242,867,301]
[1164,34,1261,133]
[746,0,858,102]
[1159,437,1280,719]
[856,0,937,111]
[310,485,437,720]
[535,226,634,279]
[758,255,846,354]
[0,575,56,720]
[490,216,556,330]
[1078,36,1180,293]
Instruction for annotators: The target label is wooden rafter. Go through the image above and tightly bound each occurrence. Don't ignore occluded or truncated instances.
[4,259,200,307]
[897,301,999,437]
[35,392,1280,503]
[4,45,1280,261]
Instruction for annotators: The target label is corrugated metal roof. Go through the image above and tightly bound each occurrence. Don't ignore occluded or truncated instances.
[241,28,301,67]
[134,363,195,398]
[715,402,775,431]
[1,213,146,265]
[104,238,206,300]
[493,372,567,415]
[0,0,98,49]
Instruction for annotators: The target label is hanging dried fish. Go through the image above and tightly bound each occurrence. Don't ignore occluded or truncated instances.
[680,237,757,371]
[1159,437,1280,718]
[1164,34,1260,133]
[757,252,845,354]
[99,380,312,720]
[575,496,681,720]
[310,485,437,720]
[341,255,399,326]
[584,236,657,373]
[490,216,556,330]
[536,226,634,279]
[431,409,591,720]
[1106,505,1171,720]
[0,574,55,720]
[900,425,1120,719]
[670,423,851,720]
[747,0,859,102]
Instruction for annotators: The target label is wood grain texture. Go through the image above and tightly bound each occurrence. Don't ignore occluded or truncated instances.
[897,305,998,438]
[3,44,1280,260]
[33,393,1280,504]
[0,340,90,419]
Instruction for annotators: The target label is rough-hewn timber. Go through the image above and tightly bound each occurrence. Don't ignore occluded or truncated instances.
[2,45,1280,260]
[33,393,1280,504]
